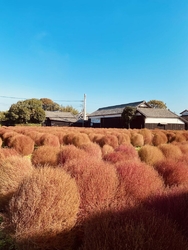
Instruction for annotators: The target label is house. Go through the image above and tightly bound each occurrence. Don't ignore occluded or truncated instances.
[88,101,185,130]
[180,110,188,130]
[44,111,78,126]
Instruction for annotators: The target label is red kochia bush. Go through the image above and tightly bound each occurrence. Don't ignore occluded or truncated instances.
[79,142,102,159]
[114,160,164,204]
[154,159,188,187]
[31,145,61,166]
[58,144,87,165]
[0,156,33,207]
[138,145,164,166]
[8,134,35,156]
[9,167,80,250]
[103,144,139,163]
[144,186,188,238]
[80,207,188,250]
[63,158,119,219]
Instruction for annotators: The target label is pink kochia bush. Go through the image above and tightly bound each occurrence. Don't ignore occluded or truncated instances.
[80,207,188,250]
[0,156,33,207]
[9,166,80,250]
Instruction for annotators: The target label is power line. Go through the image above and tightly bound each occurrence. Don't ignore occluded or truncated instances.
[0,96,83,102]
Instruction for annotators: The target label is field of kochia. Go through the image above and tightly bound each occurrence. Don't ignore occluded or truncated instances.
[1,126,188,250]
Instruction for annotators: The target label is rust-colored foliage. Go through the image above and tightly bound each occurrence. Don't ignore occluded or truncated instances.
[2,131,18,147]
[98,134,119,148]
[144,186,188,238]
[58,144,87,165]
[139,128,153,145]
[116,132,131,145]
[9,166,80,250]
[0,148,19,159]
[131,133,144,147]
[114,160,164,203]
[101,144,114,157]
[0,156,33,207]
[0,137,2,147]
[79,143,102,159]
[72,133,91,147]
[63,158,119,219]
[103,144,139,163]
[154,159,188,187]
[152,130,168,146]
[38,133,60,147]
[31,145,61,166]
[138,145,165,166]
[8,134,35,156]
[158,143,183,160]
[80,207,188,250]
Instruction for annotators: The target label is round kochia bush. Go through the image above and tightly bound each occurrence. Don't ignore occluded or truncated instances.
[80,207,188,250]
[0,156,33,208]
[9,166,80,250]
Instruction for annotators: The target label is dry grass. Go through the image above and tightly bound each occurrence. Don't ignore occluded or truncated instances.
[9,166,80,250]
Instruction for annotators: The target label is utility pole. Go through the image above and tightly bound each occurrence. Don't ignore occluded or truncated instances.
[83,94,86,120]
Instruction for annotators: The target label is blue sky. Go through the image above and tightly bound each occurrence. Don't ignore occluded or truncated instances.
[0,0,187,114]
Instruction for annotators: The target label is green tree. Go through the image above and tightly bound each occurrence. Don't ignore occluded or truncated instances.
[121,106,136,129]
[40,98,60,111]
[148,100,167,109]
[60,105,79,115]
[7,99,45,124]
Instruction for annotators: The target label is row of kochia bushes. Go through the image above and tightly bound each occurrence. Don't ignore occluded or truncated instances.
[1,126,188,249]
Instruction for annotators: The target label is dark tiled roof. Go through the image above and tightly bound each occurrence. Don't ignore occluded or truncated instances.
[137,108,179,118]
[45,111,78,123]
[88,101,147,117]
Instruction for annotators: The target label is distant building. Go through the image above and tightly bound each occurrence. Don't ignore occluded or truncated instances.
[88,100,185,130]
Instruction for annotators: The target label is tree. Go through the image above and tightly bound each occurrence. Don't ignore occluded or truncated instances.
[148,100,167,109]
[60,105,79,115]
[7,99,45,124]
[40,98,79,114]
[121,106,136,129]
[40,98,60,111]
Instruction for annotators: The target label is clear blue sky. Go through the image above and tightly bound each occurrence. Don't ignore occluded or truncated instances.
[0,0,187,114]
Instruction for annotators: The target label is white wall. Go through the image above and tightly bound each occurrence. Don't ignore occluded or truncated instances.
[145,117,184,124]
